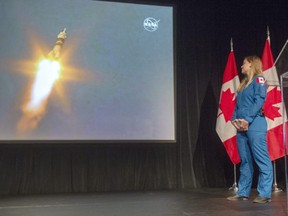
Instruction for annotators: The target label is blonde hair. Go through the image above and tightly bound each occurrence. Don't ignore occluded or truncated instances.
[238,55,263,91]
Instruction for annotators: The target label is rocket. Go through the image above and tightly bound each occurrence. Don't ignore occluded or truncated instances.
[47,28,67,59]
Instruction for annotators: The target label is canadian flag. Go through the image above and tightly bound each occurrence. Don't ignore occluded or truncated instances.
[216,50,240,164]
[262,37,286,161]
[256,77,265,84]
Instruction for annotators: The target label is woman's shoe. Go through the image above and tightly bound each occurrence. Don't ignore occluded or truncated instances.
[253,196,271,203]
[227,195,248,201]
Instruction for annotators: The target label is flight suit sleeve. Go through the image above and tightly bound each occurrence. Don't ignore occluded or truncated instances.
[244,76,266,123]
[232,105,237,121]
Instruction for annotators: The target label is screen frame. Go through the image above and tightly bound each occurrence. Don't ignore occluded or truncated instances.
[0,0,177,144]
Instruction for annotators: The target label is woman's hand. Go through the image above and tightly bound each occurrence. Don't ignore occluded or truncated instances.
[231,119,249,131]
[239,119,249,131]
[231,119,241,130]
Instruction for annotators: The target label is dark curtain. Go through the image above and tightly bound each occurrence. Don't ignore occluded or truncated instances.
[1,0,288,194]
[0,144,178,194]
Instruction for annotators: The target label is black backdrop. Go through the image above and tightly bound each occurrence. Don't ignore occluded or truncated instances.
[1,0,288,194]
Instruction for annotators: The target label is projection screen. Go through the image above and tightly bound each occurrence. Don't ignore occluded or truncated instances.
[0,0,175,142]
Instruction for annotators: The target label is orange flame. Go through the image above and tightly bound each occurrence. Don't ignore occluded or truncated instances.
[17,58,61,132]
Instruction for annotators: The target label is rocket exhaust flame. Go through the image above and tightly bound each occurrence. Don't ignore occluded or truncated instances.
[27,59,61,110]
[17,29,67,133]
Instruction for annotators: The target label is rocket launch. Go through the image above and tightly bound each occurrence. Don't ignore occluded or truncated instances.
[47,28,67,59]
[17,29,67,133]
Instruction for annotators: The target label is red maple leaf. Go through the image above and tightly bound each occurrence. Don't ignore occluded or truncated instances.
[263,87,282,120]
[219,88,236,122]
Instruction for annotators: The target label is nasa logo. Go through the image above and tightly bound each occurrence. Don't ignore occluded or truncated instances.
[143,17,160,32]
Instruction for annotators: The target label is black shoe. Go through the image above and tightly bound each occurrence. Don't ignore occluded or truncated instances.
[227,195,248,201]
[253,196,271,203]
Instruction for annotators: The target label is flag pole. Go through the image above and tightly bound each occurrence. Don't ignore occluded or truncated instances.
[265,26,283,192]
[272,160,282,192]
[229,164,238,191]
[267,26,270,43]
[228,38,238,192]
[274,39,288,66]
[217,38,240,191]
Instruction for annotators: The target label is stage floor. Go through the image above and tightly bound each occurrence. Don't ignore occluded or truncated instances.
[0,188,287,216]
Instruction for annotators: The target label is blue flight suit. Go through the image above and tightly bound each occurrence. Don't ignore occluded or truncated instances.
[232,75,273,198]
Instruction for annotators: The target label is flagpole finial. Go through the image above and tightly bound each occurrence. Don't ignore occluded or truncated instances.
[230,38,233,51]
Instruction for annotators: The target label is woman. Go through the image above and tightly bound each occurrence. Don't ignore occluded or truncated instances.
[227,55,273,204]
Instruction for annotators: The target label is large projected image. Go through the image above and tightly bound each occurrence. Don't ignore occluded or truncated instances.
[0,0,175,142]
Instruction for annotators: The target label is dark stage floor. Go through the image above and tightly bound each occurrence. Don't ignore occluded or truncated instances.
[0,188,287,216]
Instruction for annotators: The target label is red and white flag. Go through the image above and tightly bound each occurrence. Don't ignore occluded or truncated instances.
[262,36,286,161]
[216,49,240,164]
